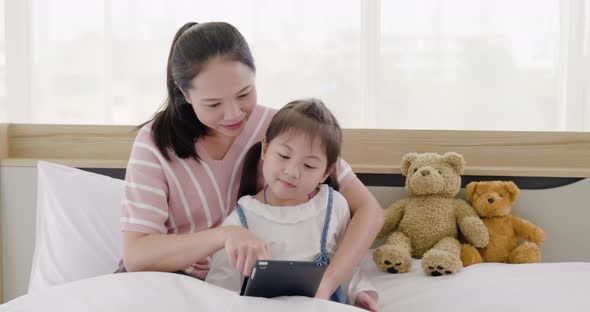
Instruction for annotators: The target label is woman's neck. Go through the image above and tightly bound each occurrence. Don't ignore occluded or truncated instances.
[198,133,237,160]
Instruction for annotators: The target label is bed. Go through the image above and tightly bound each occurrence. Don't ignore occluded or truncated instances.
[1,161,589,312]
[1,125,589,311]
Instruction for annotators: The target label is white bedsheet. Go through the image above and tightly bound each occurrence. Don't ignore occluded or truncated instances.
[361,255,590,312]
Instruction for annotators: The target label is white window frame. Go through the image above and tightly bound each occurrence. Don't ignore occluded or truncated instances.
[557,0,589,131]
[360,0,380,127]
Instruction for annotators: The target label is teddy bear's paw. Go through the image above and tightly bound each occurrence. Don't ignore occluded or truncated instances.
[528,228,546,245]
[509,242,541,264]
[373,245,412,274]
[460,244,483,267]
[461,217,490,248]
[422,250,462,277]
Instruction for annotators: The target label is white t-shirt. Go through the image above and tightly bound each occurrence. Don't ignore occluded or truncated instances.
[206,184,377,304]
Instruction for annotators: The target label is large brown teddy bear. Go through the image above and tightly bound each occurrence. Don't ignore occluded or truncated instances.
[373,152,489,276]
[461,181,545,266]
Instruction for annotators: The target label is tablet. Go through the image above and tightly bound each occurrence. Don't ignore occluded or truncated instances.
[240,260,327,298]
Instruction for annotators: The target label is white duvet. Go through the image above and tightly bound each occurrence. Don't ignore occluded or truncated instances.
[3,255,590,312]
[2,271,362,312]
[364,258,590,312]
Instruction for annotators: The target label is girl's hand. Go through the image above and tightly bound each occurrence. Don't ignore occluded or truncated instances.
[354,291,379,312]
[223,226,271,276]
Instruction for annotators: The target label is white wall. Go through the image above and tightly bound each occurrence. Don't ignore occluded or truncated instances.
[1,167,37,302]
[2,166,590,302]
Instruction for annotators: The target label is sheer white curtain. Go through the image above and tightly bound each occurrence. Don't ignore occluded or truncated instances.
[379,0,560,130]
[0,0,589,131]
[377,0,589,131]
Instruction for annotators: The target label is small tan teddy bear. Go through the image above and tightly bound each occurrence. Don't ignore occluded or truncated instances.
[373,152,489,276]
[461,181,546,266]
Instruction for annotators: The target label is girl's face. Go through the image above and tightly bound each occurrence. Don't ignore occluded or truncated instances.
[181,57,257,139]
[261,130,332,206]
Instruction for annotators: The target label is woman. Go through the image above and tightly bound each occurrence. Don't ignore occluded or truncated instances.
[120,21,383,300]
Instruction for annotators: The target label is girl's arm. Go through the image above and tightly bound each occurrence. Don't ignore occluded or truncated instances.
[315,176,384,299]
[123,225,270,276]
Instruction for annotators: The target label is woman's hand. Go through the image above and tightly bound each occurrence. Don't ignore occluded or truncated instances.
[223,225,271,276]
[314,274,337,300]
[354,291,379,312]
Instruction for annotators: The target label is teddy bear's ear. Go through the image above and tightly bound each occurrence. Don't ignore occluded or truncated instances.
[503,181,520,203]
[443,152,466,174]
[400,153,419,176]
[465,182,478,202]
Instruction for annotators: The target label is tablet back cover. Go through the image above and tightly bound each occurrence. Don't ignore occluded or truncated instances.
[242,260,326,298]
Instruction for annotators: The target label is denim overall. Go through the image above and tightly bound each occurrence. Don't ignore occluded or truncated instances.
[235,186,346,303]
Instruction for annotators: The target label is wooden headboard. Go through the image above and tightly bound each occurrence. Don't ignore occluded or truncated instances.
[1,124,589,177]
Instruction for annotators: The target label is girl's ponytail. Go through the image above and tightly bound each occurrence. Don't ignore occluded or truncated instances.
[238,141,263,199]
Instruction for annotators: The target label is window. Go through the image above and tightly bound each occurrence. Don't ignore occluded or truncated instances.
[379,0,559,130]
[2,0,589,131]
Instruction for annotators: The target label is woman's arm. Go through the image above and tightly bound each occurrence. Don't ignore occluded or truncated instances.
[315,176,384,299]
[122,129,270,276]
[123,225,270,276]
[206,239,244,292]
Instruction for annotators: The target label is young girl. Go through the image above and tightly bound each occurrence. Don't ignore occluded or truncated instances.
[206,99,379,311]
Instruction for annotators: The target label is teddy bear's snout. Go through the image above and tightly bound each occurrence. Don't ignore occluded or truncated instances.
[420,168,431,176]
[475,193,512,217]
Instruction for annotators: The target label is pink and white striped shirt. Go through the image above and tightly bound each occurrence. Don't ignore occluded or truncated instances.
[120,105,355,279]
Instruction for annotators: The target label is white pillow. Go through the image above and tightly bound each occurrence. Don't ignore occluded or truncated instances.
[28,161,124,293]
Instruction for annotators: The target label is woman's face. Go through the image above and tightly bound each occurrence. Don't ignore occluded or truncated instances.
[182,57,257,139]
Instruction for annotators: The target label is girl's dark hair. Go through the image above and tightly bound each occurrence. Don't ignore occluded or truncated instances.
[238,98,342,198]
[140,22,255,160]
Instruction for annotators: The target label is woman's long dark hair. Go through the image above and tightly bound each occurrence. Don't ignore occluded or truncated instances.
[140,22,255,160]
[238,99,342,199]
